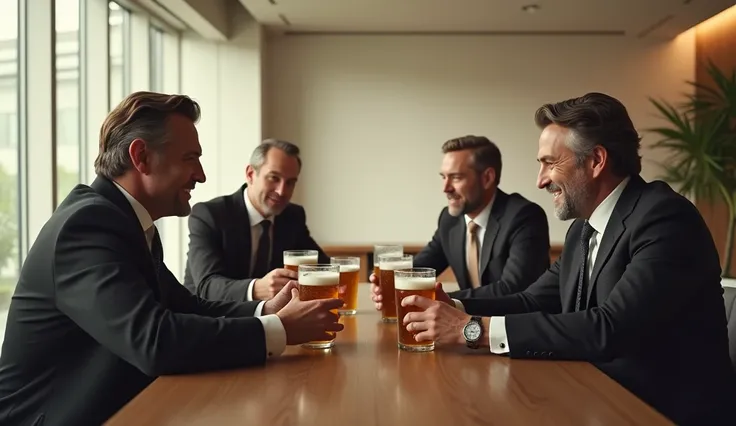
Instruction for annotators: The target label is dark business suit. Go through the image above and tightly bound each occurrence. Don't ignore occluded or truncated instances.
[414,190,550,299]
[0,176,269,426]
[460,176,736,425]
[184,184,329,302]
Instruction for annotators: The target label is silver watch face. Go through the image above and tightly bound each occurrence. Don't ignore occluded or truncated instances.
[464,321,481,341]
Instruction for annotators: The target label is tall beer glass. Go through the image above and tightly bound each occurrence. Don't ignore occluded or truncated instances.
[298,264,340,349]
[378,254,413,323]
[395,268,436,352]
[373,245,403,294]
[284,250,318,272]
[331,256,360,316]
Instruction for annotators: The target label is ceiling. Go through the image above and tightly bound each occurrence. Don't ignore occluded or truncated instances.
[237,0,736,39]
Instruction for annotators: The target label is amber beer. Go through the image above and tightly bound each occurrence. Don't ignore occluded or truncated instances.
[372,244,403,295]
[284,250,318,272]
[298,264,340,349]
[395,268,436,352]
[331,257,360,315]
[378,254,413,323]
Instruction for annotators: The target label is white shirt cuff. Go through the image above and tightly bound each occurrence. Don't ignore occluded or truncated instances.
[254,301,287,358]
[489,316,509,354]
[246,279,256,301]
[452,299,465,312]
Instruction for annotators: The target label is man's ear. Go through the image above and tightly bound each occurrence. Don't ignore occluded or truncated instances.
[590,146,607,179]
[482,167,496,190]
[128,139,152,174]
[245,164,255,185]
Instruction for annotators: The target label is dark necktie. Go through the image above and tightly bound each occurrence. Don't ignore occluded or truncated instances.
[252,220,272,278]
[574,220,596,311]
[149,226,164,277]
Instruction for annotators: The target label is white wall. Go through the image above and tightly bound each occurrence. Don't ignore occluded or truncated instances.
[265,32,696,245]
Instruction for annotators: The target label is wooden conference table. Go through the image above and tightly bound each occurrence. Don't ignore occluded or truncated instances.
[107,284,672,425]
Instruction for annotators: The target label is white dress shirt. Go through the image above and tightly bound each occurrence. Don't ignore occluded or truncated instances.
[243,187,275,302]
[113,181,287,358]
[457,177,630,354]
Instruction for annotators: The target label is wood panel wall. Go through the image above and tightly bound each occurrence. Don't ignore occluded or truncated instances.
[694,5,736,277]
[323,244,563,283]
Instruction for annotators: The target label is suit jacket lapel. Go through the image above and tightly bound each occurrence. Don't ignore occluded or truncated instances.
[585,176,643,307]
[90,175,161,300]
[232,184,253,276]
[562,221,585,313]
[479,191,505,278]
[449,219,470,289]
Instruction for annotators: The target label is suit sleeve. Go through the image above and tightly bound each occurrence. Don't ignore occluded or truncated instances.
[458,256,563,316]
[413,209,450,274]
[449,203,550,299]
[504,197,715,362]
[296,207,330,264]
[185,202,253,302]
[54,203,267,376]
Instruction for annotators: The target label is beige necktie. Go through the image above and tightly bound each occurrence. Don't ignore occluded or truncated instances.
[467,221,480,288]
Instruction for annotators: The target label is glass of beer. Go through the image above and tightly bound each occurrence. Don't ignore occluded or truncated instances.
[298,264,340,349]
[331,256,360,316]
[378,254,413,323]
[395,268,436,352]
[373,245,403,292]
[284,250,318,272]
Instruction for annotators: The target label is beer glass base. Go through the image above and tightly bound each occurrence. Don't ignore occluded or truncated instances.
[382,317,397,323]
[398,342,435,352]
[302,341,335,349]
[339,309,357,316]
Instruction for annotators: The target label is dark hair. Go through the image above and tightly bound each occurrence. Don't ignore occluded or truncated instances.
[94,91,201,178]
[534,92,642,177]
[441,135,502,185]
[249,138,302,171]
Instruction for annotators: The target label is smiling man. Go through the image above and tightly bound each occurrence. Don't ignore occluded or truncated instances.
[396,93,736,426]
[184,139,329,302]
[0,93,344,426]
[371,135,550,299]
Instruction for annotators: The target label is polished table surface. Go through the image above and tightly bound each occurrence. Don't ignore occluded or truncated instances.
[106,284,673,425]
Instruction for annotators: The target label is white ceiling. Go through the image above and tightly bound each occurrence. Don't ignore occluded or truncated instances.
[237,0,736,39]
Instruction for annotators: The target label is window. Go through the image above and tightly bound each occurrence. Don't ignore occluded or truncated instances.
[0,0,20,344]
[56,0,81,205]
[108,1,130,109]
[149,26,164,91]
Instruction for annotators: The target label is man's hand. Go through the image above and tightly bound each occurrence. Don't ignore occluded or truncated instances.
[401,295,469,346]
[369,273,382,311]
[275,287,345,345]
[262,280,298,315]
[371,273,453,311]
[253,268,297,301]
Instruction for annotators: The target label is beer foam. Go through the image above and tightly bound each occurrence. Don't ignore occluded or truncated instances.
[380,260,412,271]
[299,271,339,286]
[395,276,436,291]
[337,264,360,273]
[284,254,318,266]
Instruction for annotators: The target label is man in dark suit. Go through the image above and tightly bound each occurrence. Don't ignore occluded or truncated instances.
[183,139,329,303]
[383,93,736,425]
[0,92,343,426]
[369,136,550,299]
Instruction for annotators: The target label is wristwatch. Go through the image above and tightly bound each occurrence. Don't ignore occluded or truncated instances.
[463,316,483,349]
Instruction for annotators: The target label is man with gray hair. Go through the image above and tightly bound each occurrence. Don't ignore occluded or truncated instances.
[184,138,329,302]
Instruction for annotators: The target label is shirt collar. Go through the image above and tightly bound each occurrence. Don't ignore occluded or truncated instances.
[588,176,630,235]
[464,192,496,229]
[244,186,273,227]
[112,181,154,233]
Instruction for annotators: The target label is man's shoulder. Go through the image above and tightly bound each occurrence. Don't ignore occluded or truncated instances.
[499,191,547,221]
[190,189,241,218]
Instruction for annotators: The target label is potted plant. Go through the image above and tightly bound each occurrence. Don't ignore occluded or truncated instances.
[648,61,736,284]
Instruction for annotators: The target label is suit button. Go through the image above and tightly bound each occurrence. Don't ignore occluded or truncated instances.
[526,350,531,356]
[533,351,539,357]
[540,351,547,357]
